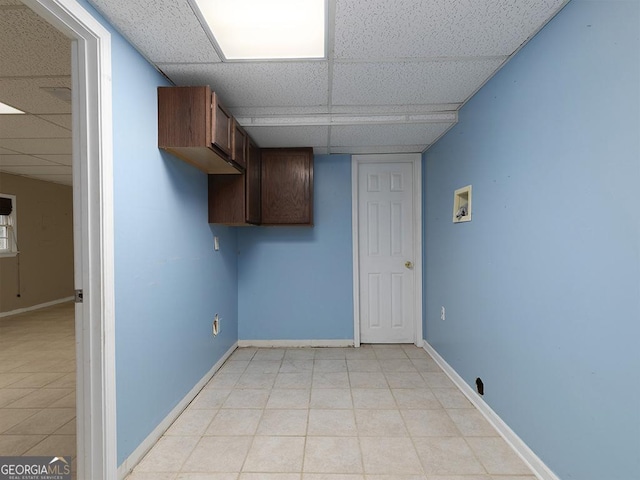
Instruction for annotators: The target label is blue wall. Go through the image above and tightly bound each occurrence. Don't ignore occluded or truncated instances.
[423,1,640,479]
[77,1,240,465]
[238,154,353,340]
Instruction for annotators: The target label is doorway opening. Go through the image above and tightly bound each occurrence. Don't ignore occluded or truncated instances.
[12,0,116,478]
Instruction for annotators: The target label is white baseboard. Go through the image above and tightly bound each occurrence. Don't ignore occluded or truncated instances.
[423,342,560,480]
[238,339,354,348]
[117,342,238,480]
[0,296,74,318]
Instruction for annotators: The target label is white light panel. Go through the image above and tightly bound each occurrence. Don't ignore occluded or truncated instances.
[0,101,25,115]
[194,0,325,60]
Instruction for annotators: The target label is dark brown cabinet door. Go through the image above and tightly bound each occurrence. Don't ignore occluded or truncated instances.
[246,140,261,224]
[208,141,262,226]
[208,174,246,225]
[261,148,313,225]
[211,92,232,157]
[158,86,211,149]
[231,120,247,169]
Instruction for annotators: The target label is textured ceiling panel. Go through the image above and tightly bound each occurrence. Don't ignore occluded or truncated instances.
[334,0,566,59]
[88,0,220,63]
[231,106,331,117]
[244,126,329,148]
[330,104,460,115]
[0,164,72,175]
[331,122,452,147]
[0,115,70,138]
[0,154,58,166]
[0,78,72,114]
[332,59,505,105]
[0,7,71,76]
[331,145,428,155]
[32,154,72,166]
[18,173,72,186]
[0,138,72,155]
[159,62,329,108]
[36,114,72,130]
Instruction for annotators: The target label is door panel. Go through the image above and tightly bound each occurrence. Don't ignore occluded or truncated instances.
[359,161,415,343]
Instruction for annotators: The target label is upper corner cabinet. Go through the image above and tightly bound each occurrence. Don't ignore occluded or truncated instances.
[261,148,314,226]
[158,86,242,174]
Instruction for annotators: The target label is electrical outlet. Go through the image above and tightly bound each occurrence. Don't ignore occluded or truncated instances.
[214,236,219,251]
[440,306,446,321]
[212,314,219,337]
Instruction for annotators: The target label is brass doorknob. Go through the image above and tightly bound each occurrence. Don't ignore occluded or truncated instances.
[405,261,413,269]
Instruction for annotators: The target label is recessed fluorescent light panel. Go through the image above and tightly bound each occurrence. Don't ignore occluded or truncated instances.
[194,0,326,60]
[0,101,25,114]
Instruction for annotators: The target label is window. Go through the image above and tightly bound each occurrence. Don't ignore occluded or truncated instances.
[0,194,17,257]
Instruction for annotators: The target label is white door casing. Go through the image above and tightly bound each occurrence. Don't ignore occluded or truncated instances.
[22,1,116,479]
[352,154,423,346]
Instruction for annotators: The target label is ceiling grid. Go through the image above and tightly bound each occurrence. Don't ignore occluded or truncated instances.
[0,0,570,185]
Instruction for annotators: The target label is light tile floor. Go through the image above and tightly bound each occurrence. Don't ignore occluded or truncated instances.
[0,303,76,474]
[126,345,536,480]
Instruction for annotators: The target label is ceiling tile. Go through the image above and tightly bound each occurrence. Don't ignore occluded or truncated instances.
[0,6,71,76]
[159,62,329,108]
[0,115,70,138]
[244,126,328,148]
[17,173,72,186]
[330,104,460,115]
[32,154,72,166]
[332,59,505,105]
[231,106,331,117]
[331,145,428,155]
[330,122,452,147]
[88,0,220,63]
[0,154,58,166]
[0,78,72,115]
[36,114,72,130]
[334,0,566,59]
[0,165,71,175]
[0,138,72,155]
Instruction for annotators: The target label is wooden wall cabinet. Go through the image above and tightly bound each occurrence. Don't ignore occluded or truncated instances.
[261,148,314,226]
[211,92,233,158]
[208,139,261,225]
[231,119,247,169]
[245,140,261,224]
[158,86,242,174]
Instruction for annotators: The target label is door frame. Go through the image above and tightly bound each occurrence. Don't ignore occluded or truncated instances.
[351,154,423,347]
[22,0,116,478]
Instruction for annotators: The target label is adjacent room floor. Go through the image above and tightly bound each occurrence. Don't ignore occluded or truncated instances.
[126,344,536,480]
[0,302,76,465]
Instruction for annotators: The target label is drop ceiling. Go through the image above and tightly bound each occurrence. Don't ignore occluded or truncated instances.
[0,0,568,186]
[89,0,568,155]
[0,0,72,186]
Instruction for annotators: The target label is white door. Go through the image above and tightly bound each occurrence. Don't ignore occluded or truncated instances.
[358,161,415,343]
